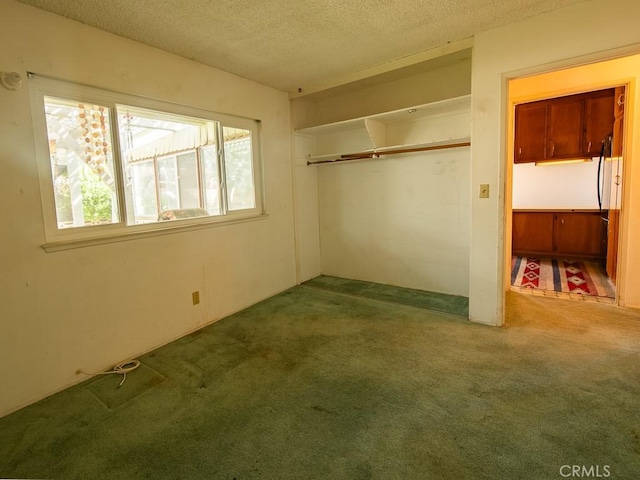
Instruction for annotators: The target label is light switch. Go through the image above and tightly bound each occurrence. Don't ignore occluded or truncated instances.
[479,184,490,198]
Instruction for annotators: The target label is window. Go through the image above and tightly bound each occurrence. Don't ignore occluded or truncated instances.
[30,76,263,246]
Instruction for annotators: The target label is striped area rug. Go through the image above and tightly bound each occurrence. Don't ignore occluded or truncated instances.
[511,256,615,298]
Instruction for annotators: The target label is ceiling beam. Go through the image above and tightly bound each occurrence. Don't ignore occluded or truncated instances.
[288,37,474,99]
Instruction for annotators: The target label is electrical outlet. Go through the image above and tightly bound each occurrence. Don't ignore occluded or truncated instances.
[479,184,490,198]
[192,291,200,305]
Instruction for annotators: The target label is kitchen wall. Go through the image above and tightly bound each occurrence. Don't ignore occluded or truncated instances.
[471,0,640,324]
[512,160,602,209]
[0,1,296,417]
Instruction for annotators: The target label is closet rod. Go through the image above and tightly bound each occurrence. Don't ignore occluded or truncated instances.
[307,141,471,165]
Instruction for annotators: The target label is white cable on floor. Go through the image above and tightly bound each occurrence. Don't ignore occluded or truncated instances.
[76,360,141,387]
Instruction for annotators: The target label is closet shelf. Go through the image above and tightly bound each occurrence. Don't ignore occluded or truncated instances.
[306,137,471,165]
[295,94,471,165]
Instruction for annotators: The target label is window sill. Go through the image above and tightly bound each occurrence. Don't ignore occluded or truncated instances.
[42,213,269,253]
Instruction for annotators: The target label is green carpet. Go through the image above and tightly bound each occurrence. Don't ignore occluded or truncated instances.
[303,275,469,317]
[85,363,166,409]
[1,287,639,479]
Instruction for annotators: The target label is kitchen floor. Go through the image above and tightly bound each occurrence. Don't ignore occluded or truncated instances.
[510,255,615,303]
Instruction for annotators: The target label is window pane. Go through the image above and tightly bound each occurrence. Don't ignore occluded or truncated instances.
[117,105,217,224]
[130,161,158,222]
[34,79,263,242]
[158,156,179,212]
[44,97,120,228]
[201,146,221,216]
[223,127,255,211]
[177,152,200,209]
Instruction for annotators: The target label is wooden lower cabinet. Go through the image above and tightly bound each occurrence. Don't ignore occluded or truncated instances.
[512,212,554,254]
[554,212,602,256]
[512,211,604,258]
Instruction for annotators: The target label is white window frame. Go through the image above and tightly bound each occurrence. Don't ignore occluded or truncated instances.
[29,76,265,251]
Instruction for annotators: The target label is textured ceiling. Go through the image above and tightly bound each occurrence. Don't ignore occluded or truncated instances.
[17,0,588,93]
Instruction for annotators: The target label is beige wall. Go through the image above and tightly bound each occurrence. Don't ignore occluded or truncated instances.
[310,107,472,295]
[309,61,472,128]
[471,0,640,325]
[317,147,471,295]
[0,1,296,417]
[292,60,471,129]
[293,134,322,283]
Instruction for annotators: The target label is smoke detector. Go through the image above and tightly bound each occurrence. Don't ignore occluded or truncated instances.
[1,72,23,91]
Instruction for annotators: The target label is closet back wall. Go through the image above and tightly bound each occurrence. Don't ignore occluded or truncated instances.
[317,111,471,296]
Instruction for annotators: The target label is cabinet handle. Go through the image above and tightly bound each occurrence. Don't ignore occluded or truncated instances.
[550,142,555,157]
[588,141,592,152]
[518,147,522,157]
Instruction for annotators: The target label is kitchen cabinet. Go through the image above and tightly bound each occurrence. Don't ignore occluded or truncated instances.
[554,212,602,256]
[512,211,604,258]
[512,212,554,253]
[514,104,547,163]
[547,96,583,159]
[514,88,615,164]
[612,86,625,158]
[583,90,616,157]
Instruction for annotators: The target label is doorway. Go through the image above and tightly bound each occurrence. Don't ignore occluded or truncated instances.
[505,54,638,306]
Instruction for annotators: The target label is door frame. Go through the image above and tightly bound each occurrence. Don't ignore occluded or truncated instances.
[503,54,638,307]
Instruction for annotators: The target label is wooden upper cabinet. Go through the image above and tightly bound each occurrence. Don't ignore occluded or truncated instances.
[514,88,615,164]
[514,104,547,163]
[547,98,583,159]
[583,89,615,157]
